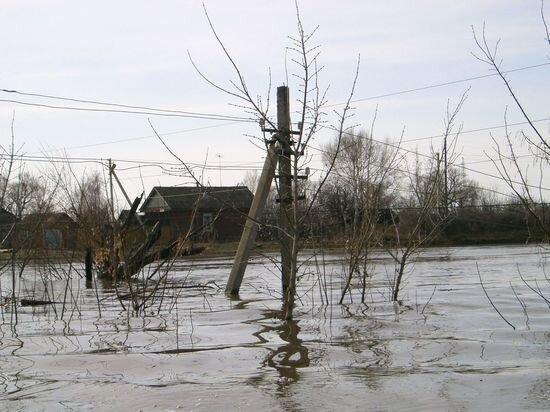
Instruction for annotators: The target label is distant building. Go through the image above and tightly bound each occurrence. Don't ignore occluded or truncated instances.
[14,212,78,250]
[139,186,253,243]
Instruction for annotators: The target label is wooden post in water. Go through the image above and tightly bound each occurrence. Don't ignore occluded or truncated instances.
[226,85,292,296]
[277,86,293,294]
[108,159,116,278]
[226,143,279,295]
[85,247,93,283]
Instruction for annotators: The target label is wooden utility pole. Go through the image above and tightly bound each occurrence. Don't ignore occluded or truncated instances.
[226,143,279,295]
[277,86,292,294]
[435,152,440,211]
[110,163,145,229]
[226,85,293,296]
[443,134,449,214]
[108,159,115,222]
[108,158,116,278]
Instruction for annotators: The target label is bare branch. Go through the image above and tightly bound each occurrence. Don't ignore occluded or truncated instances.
[477,263,516,329]
[542,0,550,46]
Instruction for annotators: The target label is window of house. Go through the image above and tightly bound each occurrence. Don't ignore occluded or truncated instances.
[202,213,214,232]
[44,229,63,249]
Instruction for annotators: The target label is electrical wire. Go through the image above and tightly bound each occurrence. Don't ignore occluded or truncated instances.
[309,126,550,192]
[0,98,254,122]
[2,61,547,121]
[34,120,245,154]
[0,152,265,170]
[1,60,548,194]
[0,88,250,120]
[398,117,550,144]
[326,62,550,108]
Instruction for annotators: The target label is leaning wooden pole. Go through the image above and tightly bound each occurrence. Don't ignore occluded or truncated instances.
[226,143,279,295]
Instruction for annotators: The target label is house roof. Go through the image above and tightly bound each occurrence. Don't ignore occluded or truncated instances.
[21,212,76,225]
[141,186,253,212]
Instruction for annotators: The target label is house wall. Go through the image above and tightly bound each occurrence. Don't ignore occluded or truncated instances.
[14,221,78,250]
[143,191,170,211]
[212,209,247,241]
[139,208,248,246]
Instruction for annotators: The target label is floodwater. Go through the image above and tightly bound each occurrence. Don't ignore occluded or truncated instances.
[1,244,549,411]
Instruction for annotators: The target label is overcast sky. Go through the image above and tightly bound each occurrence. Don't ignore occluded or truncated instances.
[1,1,549,203]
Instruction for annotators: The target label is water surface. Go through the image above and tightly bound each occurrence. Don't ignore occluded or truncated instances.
[1,244,549,411]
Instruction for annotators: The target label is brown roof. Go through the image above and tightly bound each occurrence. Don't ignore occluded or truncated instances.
[21,212,76,225]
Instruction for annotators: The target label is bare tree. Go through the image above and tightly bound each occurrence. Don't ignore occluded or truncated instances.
[381,90,469,302]
[188,4,359,319]
[5,171,52,218]
[386,152,446,302]
[472,15,550,242]
[437,90,470,215]
[67,172,111,248]
[241,170,260,195]
[321,129,401,303]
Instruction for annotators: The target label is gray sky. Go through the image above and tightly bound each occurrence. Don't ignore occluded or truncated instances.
[1,0,549,203]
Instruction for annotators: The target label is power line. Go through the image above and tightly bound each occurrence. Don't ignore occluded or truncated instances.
[26,111,549,164]
[0,152,265,170]
[0,97,254,122]
[0,144,539,203]
[3,134,546,195]
[0,153,106,166]
[398,117,550,144]
[34,120,245,154]
[46,114,548,158]
[2,61,546,154]
[0,88,255,122]
[3,128,547,196]
[326,62,550,108]
[2,61,547,123]
[307,145,519,200]
[311,125,550,193]
[0,88,249,120]
[115,156,520,202]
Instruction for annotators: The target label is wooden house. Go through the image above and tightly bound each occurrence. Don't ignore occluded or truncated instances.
[139,186,253,244]
[15,212,78,250]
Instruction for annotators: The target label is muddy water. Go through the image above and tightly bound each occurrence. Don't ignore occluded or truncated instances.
[1,244,549,411]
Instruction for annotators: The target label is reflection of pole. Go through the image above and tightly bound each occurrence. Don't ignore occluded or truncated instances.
[262,315,310,381]
[277,86,292,295]
[226,144,279,295]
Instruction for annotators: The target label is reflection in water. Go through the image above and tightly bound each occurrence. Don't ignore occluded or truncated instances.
[265,317,310,382]
[339,322,391,392]
[248,308,310,411]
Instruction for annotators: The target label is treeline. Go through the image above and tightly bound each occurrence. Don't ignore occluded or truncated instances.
[0,165,110,251]
[1,131,548,253]
[253,130,549,246]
